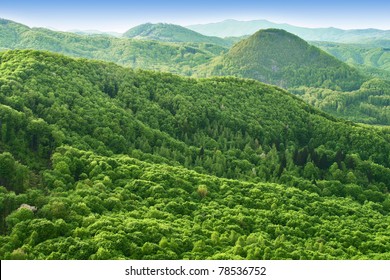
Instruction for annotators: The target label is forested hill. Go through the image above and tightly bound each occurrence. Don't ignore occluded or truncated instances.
[0,18,226,75]
[292,78,390,125]
[198,29,366,90]
[3,18,389,125]
[0,50,389,259]
[0,19,368,91]
[123,23,231,47]
[312,41,390,72]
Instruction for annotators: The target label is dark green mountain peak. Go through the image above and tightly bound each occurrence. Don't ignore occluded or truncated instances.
[227,28,333,69]
[203,28,365,90]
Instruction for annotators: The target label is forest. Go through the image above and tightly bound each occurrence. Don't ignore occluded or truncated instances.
[1,19,390,126]
[0,50,389,259]
[291,78,390,125]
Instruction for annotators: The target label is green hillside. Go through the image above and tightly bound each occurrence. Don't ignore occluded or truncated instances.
[1,18,389,126]
[198,29,366,90]
[300,42,390,124]
[313,41,390,72]
[0,50,389,259]
[292,78,390,125]
[0,19,369,91]
[0,18,226,75]
[123,23,231,47]
[0,19,30,48]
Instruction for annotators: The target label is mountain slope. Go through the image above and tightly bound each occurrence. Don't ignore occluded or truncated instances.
[293,78,390,125]
[0,50,388,180]
[2,145,389,260]
[187,19,390,43]
[0,18,30,48]
[198,29,366,90]
[123,23,231,47]
[0,50,389,259]
[313,41,390,72]
[1,18,388,125]
[0,18,225,75]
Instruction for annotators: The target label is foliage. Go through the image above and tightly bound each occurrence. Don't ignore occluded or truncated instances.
[0,19,226,76]
[0,50,389,260]
[197,29,366,91]
[292,78,390,125]
[3,18,388,127]
[313,41,390,72]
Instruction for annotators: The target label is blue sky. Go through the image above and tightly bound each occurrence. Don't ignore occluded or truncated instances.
[1,0,390,32]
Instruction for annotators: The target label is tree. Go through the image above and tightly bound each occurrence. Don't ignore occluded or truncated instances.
[197,185,208,198]
[0,152,16,190]
[303,162,319,180]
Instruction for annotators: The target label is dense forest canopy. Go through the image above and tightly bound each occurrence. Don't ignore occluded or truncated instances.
[0,50,389,259]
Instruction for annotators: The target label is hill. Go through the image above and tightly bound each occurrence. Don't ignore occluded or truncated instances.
[68,29,122,37]
[0,18,226,75]
[187,19,390,43]
[198,29,366,90]
[1,18,388,126]
[0,50,389,259]
[0,18,30,47]
[292,78,390,125]
[123,23,231,47]
[313,41,390,72]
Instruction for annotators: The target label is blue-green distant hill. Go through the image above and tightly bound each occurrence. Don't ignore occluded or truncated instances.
[0,18,226,75]
[188,19,390,43]
[123,23,232,47]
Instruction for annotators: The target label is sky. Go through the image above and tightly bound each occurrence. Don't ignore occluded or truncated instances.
[1,0,390,32]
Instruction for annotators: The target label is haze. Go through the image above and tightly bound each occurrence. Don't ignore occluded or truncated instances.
[1,0,390,33]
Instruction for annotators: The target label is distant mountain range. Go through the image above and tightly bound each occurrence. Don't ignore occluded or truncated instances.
[0,18,227,75]
[67,29,122,37]
[187,19,390,44]
[1,17,389,125]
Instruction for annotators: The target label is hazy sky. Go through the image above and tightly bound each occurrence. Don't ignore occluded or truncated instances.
[1,0,390,32]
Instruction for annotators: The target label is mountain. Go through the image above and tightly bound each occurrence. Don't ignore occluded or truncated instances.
[0,18,30,48]
[313,41,390,72]
[0,18,226,75]
[0,18,388,125]
[0,50,389,259]
[293,78,390,125]
[68,29,122,37]
[198,29,365,90]
[187,19,390,43]
[123,23,231,47]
